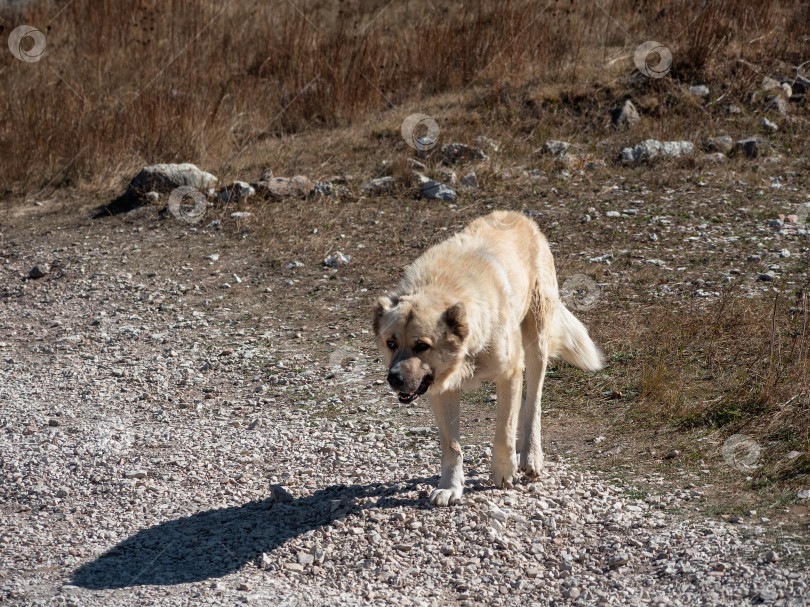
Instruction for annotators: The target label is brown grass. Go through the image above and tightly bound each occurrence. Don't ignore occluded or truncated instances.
[0,0,806,196]
[589,283,810,483]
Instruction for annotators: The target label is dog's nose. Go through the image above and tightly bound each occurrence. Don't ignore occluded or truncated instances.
[387,370,405,390]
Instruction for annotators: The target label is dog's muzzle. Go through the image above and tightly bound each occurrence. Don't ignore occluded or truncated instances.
[396,376,433,404]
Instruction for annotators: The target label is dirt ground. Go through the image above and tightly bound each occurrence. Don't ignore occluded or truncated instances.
[1,147,810,606]
[3,148,809,523]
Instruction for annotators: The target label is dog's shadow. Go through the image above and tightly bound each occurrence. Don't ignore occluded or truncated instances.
[71,476,493,589]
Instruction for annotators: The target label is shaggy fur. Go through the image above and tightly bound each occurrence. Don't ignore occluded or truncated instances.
[373,211,603,506]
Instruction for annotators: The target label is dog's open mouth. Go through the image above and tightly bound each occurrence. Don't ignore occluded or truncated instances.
[397,376,433,404]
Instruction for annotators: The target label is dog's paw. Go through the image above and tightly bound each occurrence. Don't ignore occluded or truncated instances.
[520,450,545,477]
[491,458,517,489]
[429,487,462,507]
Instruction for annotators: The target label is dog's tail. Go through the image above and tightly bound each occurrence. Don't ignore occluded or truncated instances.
[549,301,604,371]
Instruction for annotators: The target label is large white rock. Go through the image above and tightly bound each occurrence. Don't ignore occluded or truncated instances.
[129,163,217,194]
[621,139,694,163]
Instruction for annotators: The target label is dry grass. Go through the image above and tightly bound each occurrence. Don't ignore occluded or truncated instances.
[581,285,810,485]
[1,0,807,196]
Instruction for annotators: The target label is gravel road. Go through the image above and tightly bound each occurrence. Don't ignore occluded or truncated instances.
[1,209,807,606]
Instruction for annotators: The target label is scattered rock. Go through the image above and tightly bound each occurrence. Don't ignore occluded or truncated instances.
[661,141,695,157]
[436,143,488,164]
[124,470,147,479]
[758,271,776,282]
[542,140,572,156]
[460,172,478,191]
[129,163,217,195]
[797,489,810,500]
[757,587,779,602]
[407,158,427,172]
[28,264,50,279]
[612,99,640,128]
[437,167,458,187]
[313,181,349,197]
[761,76,781,92]
[230,212,252,219]
[765,95,789,116]
[761,117,778,132]
[218,181,255,203]
[703,135,733,154]
[419,180,457,201]
[270,484,294,503]
[702,152,728,164]
[257,176,314,198]
[665,450,680,459]
[621,139,694,163]
[608,554,630,568]
[323,252,351,267]
[689,85,710,97]
[763,550,780,563]
[475,135,500,152]
[360,176,395,195]
[297,551,315,567]
[734,137,768,159]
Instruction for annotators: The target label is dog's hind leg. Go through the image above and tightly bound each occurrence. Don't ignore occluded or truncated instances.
[520,313,549,476]
[429,390,464,506]
[492,364,523,488]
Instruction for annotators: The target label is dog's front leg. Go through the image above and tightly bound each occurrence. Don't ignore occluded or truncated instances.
[492,367,522,488]
[428,390,464,506]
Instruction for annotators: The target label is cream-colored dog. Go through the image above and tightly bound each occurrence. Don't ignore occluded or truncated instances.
[372,211,603,506]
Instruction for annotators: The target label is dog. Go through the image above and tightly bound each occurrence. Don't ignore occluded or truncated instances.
[372,211,604,506]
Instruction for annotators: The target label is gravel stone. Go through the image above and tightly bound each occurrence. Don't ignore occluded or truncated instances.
[419,180,457,201]
[0,209,806,607]
[612,99,640,128]
[28,264,50,279]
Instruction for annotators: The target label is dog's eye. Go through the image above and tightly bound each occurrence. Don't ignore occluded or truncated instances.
[413,342,430,353]
[386,340,397,350]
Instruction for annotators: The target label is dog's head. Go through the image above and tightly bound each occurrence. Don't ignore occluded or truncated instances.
[372,292,468,403]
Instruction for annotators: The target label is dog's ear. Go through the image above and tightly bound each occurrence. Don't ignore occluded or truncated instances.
[442,302,468,342]
[372,296,392,336]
